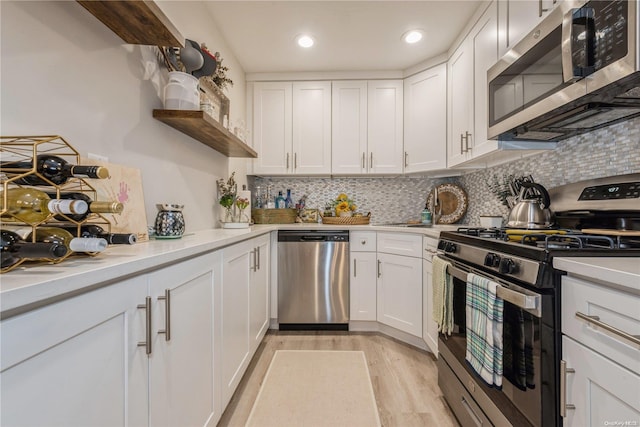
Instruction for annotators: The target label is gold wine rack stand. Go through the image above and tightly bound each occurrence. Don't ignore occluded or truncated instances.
[1,135,112,273]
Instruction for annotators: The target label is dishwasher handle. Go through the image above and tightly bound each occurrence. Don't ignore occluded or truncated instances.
[300,236,327,242]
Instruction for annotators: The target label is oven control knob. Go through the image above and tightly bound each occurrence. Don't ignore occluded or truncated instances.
[445,242,457,253]
[499,258,517,274]
[484,253,501,267]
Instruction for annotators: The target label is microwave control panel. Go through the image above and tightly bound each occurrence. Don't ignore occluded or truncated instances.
[591,0,628,69]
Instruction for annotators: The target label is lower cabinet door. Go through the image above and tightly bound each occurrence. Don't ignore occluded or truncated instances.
[350,251,377,321]
[376,252,422,337]
[250,235,270,354]
[562,336,640,426]
[0,276,149,427]
[149,252,222,427]
[221,241,252,407]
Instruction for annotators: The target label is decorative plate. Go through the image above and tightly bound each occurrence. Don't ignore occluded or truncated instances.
[426,183,468,224]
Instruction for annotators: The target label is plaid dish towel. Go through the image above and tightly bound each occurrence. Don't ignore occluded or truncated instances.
[465,273,504,388]
[432,256,454,335]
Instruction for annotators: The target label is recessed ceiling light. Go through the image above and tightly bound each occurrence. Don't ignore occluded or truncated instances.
[296,35,315,48]
[403,30,423,44]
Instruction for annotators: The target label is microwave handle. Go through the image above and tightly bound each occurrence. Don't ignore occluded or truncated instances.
[562,7,595,82]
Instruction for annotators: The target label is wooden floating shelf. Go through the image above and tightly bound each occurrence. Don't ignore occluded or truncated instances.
[152,110,258,158]
[77,0,184,47]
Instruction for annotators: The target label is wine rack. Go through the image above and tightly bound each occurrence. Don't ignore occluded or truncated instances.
[1,135,112,273]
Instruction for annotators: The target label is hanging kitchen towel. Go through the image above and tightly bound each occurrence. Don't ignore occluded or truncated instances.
[432,256,454,335]
[465,273,504,388]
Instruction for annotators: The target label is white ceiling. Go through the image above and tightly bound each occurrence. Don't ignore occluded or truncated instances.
[204,1,484,74]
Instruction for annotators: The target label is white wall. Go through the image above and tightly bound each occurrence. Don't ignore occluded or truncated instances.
[1,1,247,232]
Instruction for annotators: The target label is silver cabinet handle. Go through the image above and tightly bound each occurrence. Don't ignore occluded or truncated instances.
[256,246,261,270]
[361,152,365,169]
[361,240,367,245]
[575,312,640,348]
[460,396,483,426]
[560,360,576,417]
[286,153,290,169]
[370,152,373,169]
[250,248,257,272]
[294,153,297,170]
[353,258,357,277]
[465,131,471,152]
[404,151,409,167]
[157,289,171,341]
[539,0,549,17]
[137,296,152,355]
[377,259,381,278]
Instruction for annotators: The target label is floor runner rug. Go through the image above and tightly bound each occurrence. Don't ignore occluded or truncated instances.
[245,350,381,427]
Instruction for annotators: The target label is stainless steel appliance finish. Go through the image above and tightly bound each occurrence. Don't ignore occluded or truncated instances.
[436,174,640,427]
[488,0,640,142]
[277,230,349,329]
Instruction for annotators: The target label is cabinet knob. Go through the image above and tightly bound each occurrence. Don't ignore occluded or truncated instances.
[361,240,367,245]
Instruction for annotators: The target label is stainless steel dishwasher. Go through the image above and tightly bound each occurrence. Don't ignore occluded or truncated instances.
[277,230,349,330]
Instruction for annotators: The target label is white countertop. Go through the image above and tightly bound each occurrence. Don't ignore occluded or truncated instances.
[553,257,640,294]
[0,224,455,317]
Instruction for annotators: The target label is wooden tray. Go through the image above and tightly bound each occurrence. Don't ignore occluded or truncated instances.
[252,208,297,224]
[426,183,468,224]
[320,215,370,225]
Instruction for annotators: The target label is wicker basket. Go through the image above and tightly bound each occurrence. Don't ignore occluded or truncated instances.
[252,208,297,224]
[320,215,370,225]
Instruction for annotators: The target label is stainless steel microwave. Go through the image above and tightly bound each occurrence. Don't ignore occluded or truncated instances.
[488,0,640,142]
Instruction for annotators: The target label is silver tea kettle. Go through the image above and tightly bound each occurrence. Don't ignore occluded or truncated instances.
[506,182,553,229]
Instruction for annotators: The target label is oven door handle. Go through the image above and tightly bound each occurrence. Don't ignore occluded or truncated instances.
[442,258,541,315]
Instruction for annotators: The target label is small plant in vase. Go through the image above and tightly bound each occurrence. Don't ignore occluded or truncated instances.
[235,197,250,223]
[216,172,237,223]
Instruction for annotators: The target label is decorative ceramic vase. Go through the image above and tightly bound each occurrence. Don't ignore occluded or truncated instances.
[154,204,185,237]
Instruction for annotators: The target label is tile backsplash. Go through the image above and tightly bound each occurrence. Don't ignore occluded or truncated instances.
[250,117,640,226]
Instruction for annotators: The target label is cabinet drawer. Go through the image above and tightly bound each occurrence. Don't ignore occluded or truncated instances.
[562,276,640,374]
[423,235,438,259]
[377,232,422,258]
[350,231,376,252]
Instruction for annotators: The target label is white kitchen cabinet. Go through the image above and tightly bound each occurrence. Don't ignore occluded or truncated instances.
[221,240,252,407]
[368,80,404,174]
[403,64,447,173]
[332,81,368,174]
[497,0,561,59]
[376,252,423,337]
[221,235,270,407]
[447,38,473,167]
[252,81,331,175]
[292,81,332,174]
[332,80,403,175]
[562,336,640,427]
[422,236,439,355]
[252,82,292,175]
[560,273,640,426]
[249,234,270,354]
[0,276,149,427]
[376,233,423,337]
[148,251,222,427]
[350,231,377,321]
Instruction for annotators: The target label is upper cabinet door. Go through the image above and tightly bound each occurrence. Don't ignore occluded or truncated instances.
[332,81,368,175]
[447,40,473,167]
[470,1,499,158]
[498,0,561,58]
[292,81,332,175]
[403,64,447,173]
[367,80,404,174]
[252,82,292,175]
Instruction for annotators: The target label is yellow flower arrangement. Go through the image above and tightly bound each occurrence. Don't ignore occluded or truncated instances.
[332,193,357,216]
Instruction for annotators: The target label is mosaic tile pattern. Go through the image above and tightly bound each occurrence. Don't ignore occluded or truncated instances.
[250,117,640,226]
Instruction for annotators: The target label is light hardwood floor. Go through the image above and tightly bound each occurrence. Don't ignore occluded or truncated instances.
[217,330,459,427]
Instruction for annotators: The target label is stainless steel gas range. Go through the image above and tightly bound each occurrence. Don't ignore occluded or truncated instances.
[436,174,640,427]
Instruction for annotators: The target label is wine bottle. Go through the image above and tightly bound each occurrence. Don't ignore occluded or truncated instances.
[275,191,286,209]
[28,227,108,253]
[1,188,88,224]
[2,155,109,186]
[60,224,137,245]
[1,230,68,269]
[46,192,124,222]
[284,189,293,209]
